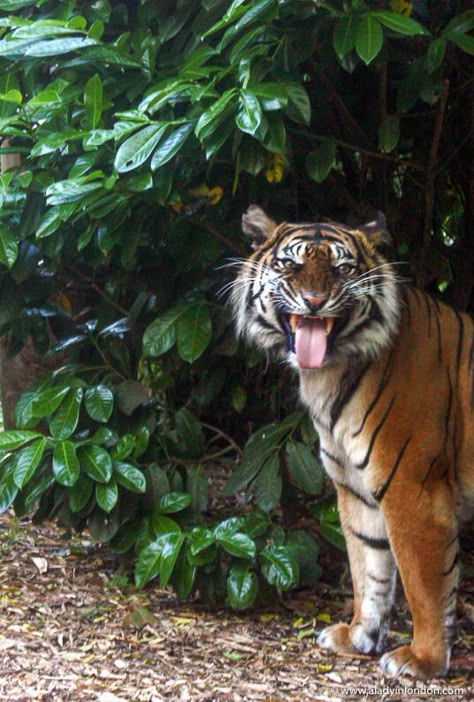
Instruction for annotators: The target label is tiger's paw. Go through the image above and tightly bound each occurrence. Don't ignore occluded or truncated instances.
[379,645,448,679]
[317,622,380,655]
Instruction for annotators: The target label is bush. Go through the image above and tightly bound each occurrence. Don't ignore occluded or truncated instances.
[0,0,471,606]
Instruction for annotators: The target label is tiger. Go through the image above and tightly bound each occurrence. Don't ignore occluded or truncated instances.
[230,205,474,679]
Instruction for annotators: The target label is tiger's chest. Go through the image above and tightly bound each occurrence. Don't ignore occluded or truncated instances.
[298,364,382,503]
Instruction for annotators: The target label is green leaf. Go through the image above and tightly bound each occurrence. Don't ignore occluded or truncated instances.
[306,141,337,183]
[187,464,208,514]
[159,532,185,588]
[355,15,384,65]
[0,430,42,452]
[333,16,357,60]
[446,32,474,56]
[13,438,47,489]
[195,88,237,141]
[260,545,299,591]
[254,453,281,512]
[441,10,474,36]
[135,540,162,587]
[111,434,135,461]
[235,90,262,136]
[114,461,146,493]
[0,461,18,513]
[320,521,346,551]
[176,303,212,363]
[84,74,103,129]
[142,304,185,356]
[84,385,114,423]
[426,38,446,73]
[285,531,321,587]
[53,440,80,487]
[30,386,70,418]
[151,513,181,536]
[171,547,196,599]
[114,123,167,174]
[49,388,83,439]
[243,509,271,538]
[227,562,258,610]
[217,531,256,559]
[96,478,119,513]
[18,37,98,58]
[378,114,400,154]
[150,122,194,171]
[158,491,192,514]
[285,83,311,126]
[285,441,323,495]
[68,474,93,512]
[79,445,113,483]
[0,225,19,268]
[371,11,430,37]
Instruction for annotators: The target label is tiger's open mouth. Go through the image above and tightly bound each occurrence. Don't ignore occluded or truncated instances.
[283,314,336,369]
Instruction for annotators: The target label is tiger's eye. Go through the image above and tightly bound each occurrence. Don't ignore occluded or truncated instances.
[335,263,354,275]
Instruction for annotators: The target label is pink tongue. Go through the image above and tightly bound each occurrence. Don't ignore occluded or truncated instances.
[295,318,327,368]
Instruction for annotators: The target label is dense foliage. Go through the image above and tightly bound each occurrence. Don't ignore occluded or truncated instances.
[0,0,472,608]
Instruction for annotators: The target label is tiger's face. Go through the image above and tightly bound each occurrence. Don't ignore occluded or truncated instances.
[231,206,401,369]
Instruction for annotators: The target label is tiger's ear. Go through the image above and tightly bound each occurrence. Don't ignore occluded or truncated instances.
[242,205,278,248]
[359,211,391,247]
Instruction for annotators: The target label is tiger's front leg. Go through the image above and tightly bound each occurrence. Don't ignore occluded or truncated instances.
[318,486,397,656]
[379,480,459,678]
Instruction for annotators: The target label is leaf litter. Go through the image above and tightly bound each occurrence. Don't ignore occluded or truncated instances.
[0,513,472,701]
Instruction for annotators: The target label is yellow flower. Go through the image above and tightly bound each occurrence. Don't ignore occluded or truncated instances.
[265,152,287,184]
[390,0,412,16]
[188,184,223,205]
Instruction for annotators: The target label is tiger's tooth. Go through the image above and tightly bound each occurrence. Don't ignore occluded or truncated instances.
[289,314,299,333]
[325,318,334,335]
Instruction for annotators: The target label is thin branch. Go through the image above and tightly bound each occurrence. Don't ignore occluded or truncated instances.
[66,266,129,316]
[201,422,244,459]
[420,79,450,285]
[188,217,248,257]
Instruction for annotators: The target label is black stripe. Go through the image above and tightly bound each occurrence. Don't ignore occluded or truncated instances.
[373,435,411,502]
[320,447,345,469]
[442,552,459,577]
[330,362,369,431]
[432,297,443,362]
[418,455,438,498]
[453,309,464,386]
[422,293,432,336]
[353,352,393,438]
[334,480,379,509]
[443,368,453,454]
[367,572,391,585]
[350,528,390,550]
[356,394,396,470]
[255,315,280,335]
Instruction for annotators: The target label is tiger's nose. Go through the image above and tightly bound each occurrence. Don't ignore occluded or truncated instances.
[302,291,327,309]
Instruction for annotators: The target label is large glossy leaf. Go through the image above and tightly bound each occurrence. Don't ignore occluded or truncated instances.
[306,141,337,183]
[0,225,19,268]
[30,386,70,417]
[68,474,93,513]
[170,547,196,599]
[114,123,166,173]
[355,15,384,65]
[84,73,103,129]
[378,114,400,154]
[372,11,429,36]
[217,531,256,559]
[142,304,186,357]
[150,122,194,171]
[113,461,146,493]
[79,445,113,483]
[135,539,162,587]
[333,16,357,60]
[227,562,258,610]
[176,302,212,363]
[254,453,281,512]
[96,478,119,513]
[285,441,323,495]
[235,90,262,136]
[159,532,185,588]
[53,440,80,486]
[260,545,299,591]
[49,388,83,439]
[285,83,311,126]
[0,460,19,513]
[0,430,42,452]
[84,385,114,423]
[13,437,47,489]
[158,491,192,514]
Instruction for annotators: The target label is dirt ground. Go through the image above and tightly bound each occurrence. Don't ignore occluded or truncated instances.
[0,513,472,702]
